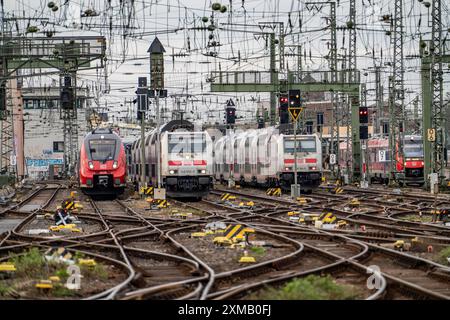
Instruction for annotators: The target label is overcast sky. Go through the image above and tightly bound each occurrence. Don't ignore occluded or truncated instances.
[3,0,449,126]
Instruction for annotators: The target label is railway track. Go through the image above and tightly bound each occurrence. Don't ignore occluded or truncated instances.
[1,183,449,300]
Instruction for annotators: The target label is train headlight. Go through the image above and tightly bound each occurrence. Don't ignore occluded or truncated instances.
[310,166,317,170]
[201,169,206,174]
[113,161,118,169]
[169,170,175,174]
[88,162,94,170]
[285,167,290,171]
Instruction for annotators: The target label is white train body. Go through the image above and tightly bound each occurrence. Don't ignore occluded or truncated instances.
[214,127,322,191]
[130,128,213,198]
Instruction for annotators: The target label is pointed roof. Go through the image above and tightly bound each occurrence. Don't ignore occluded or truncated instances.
[147,37,166,53]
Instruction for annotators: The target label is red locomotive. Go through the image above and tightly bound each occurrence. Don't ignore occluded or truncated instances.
[78,128,127,195]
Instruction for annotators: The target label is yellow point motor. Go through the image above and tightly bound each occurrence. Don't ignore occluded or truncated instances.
[213,236,233,246]
[0,263,16,272]
[239,250,256,263]
[78,259,97,267]
[36,280,53,290]
[49,276,61,282]
[191,232,207,238]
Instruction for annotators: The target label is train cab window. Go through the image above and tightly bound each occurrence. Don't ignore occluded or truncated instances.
[284,139,316,153]
[168,134,206,154]
[89,140,116,161]
[151,165,156,177]
[403,138,424,158]
[145,164,150,177]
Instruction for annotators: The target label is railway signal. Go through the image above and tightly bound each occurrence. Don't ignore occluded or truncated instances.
[136,77,148,190]
[279,94,289,124]
[288,89,303,198]
[0,83,6,116]
[60,76,74,110]
[359,106,369,124]
[288,89,303,122]
[257,117,265,128]
[360,125,369,140]
[148,36,166,194]
[359,106,370,188]
[136,77,149,117]
[225,99,236,125]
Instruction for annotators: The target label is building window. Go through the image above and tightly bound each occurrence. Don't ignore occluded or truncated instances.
[306,121,313,134]
[317,112,324,126]
[53,141,64,153]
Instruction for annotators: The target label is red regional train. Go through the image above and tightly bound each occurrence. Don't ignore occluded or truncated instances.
[78,128,127,195]
[339,135,425,186]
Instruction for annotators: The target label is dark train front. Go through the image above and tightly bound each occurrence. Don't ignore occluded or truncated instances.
[79,128,127,195]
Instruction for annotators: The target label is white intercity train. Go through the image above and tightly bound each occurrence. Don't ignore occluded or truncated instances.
[214,127,322,193]
[129,120,214,198]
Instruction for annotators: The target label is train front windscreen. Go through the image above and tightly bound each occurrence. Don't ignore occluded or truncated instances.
[168,134,206,155]
[403,139,424,158]
[284,138,316,153]
[89,139,117,161]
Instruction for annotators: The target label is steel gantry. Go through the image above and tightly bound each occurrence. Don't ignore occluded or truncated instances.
[0,36,106,177]
[0,9,15,178]
[429,0,446,187]
[388,0,406,185]
[209,69,362,180]
[348,0,362,181]
[421,36,449,188]
[306,1,340,179]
